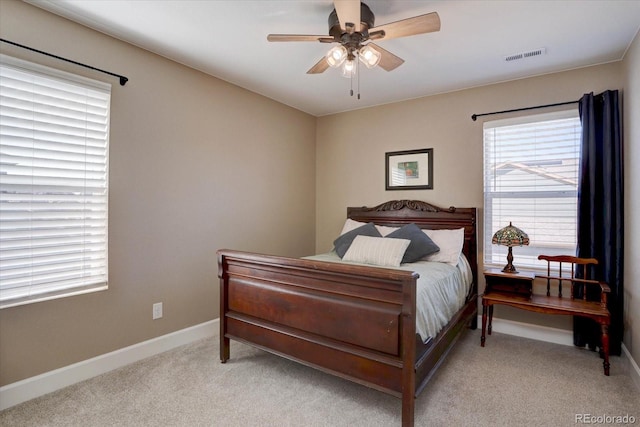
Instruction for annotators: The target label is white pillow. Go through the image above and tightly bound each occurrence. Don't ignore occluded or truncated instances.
[376,224,400,236]
[422,228,465,265]
[343,235,410,267]
[339,218,367,235]
[339,218,399,237]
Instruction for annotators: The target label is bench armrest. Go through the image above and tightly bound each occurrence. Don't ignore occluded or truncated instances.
[598,281,610,306]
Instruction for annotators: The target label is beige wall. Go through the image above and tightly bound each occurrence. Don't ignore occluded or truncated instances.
[2,0,638,388]
[622,30,640,367]
[315,64,623,251]
[316,62,624,330]
[0,0,317,386]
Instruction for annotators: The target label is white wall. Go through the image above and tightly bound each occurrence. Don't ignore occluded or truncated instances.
[622,28,640,367]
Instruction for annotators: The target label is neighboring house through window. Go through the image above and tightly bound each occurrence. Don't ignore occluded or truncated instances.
[483,110,581,270]
[0,55,111,308]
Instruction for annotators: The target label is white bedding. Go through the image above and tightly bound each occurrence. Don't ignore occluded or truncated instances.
[304,252,473,342]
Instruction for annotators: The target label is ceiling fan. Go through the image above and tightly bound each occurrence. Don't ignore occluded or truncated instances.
[267,1,441,77]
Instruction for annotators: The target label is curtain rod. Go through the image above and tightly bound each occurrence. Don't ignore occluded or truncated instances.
[471,100,578,121]
[1,38,128,86]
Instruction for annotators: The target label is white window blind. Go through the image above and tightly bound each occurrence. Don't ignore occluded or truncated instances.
[0,55,111,308]
[483,110,581,271]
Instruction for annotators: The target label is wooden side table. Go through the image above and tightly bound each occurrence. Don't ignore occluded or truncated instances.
[481,268,535,346]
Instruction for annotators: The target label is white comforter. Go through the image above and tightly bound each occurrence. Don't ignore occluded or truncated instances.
[304,252,473,342]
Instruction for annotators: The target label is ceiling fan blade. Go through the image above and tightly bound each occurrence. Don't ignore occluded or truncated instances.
[369,43,405,71]
[370,12,441,40]
[333,0,361,32]
[267,34,334,42]
[307,57,330,74]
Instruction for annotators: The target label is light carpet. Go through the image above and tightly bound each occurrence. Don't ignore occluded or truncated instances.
[1,329,638,426]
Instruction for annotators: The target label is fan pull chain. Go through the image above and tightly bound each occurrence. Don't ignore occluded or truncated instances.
[357,58,361,100]
[348,57,361,99]
[350,70,353,97]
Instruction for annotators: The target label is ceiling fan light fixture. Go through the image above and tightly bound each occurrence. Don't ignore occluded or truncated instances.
[267,2,442,81]
[341,59,356,78]
[326,45,347,68]
[359,45,381,68]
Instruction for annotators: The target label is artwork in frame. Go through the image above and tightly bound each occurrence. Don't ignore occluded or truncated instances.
[385,148,434,190]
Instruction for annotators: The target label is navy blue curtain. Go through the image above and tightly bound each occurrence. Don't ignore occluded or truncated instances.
[575,90,623,356]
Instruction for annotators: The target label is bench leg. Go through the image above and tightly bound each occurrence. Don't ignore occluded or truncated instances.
[601,323,610,376]
[488,305,494,335]
[481,303,487,347]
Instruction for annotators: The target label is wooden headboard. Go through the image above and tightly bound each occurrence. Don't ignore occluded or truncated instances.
[347,199,478,295]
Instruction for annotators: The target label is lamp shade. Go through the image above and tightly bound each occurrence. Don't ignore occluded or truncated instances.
[326,45,347,68]
[359,45,381,69]
[492,222,529,247]
[341,59,356,78]
[492,222,529,273]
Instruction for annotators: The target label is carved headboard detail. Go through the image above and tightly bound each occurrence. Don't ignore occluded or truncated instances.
[364,199,456,213]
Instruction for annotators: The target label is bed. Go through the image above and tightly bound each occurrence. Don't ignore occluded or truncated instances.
[217,200,478,427]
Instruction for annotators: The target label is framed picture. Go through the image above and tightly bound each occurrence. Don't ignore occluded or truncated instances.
[385,148,433,190]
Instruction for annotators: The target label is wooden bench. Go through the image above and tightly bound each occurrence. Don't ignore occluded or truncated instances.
[481,255,611,375]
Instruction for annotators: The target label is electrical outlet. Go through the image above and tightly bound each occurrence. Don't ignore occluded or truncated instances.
[152,302,163,320]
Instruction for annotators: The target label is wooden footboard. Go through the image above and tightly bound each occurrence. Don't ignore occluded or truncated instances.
[218,200,478,427]
[218,251,476,427]
[219,251,418,397]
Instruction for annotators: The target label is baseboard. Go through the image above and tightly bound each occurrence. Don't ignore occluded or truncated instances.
[481,315,573,346]
[622,343,640,392]
[0,319,219,411]
[479,315,640,391]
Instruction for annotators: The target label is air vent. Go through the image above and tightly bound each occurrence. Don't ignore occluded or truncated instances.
[505,48,547,62]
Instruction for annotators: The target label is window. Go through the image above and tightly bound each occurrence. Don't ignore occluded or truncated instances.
[483,110,581,271]
[0,55,111,308]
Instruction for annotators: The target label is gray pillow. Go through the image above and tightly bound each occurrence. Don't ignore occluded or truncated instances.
[386,223,440,263]
[333,222,382,258]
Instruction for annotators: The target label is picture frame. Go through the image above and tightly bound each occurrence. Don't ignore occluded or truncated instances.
[385,148,433,190]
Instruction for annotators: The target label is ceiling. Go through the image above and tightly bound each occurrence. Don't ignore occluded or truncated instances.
[25,0,640,117]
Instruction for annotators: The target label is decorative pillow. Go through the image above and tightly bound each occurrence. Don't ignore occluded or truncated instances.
[333,222,382,258]
[343,235,411,267]
[339,218,400,237]
[386,223,440,263]
[422,228,465,265]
